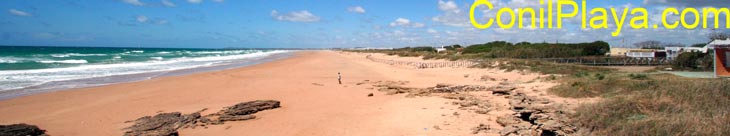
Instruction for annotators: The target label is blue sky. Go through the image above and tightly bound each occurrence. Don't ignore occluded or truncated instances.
[1,0,729,48]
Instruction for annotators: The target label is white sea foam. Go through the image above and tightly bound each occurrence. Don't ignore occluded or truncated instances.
[38,60,89,64]
[192,50,252,55]
[0,50,291,91]
[131,50,144,53]
[0,60,19,63]
[50,53,107,58]
[0,57,20,63]
[150,57,164,60]
[157,51,171,54]
[50,54,70,58]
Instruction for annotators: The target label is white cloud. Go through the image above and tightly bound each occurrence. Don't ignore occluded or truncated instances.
[8,9,31,17]
[432,0,471,27]
[121,0,145,6]
[134,15,169,25]
[347,6,366,14]
[389,18,425,28]
[136,15,148,23]
[412,23,425,28]
[393,30,406,36]
[390,18,411,27]
[161,0,176,7]
[427,28,438,34]
[438,0,459,13]
[188,0,202,4]
[270,10,321,22]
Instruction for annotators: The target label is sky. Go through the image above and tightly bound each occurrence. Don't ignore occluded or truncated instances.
[0,0,729,48]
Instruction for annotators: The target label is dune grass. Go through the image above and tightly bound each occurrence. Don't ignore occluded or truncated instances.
[571,75,730,135]
[349,49,730,135]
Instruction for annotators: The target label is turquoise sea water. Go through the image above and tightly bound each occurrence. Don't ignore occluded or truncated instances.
[0,46,291,98]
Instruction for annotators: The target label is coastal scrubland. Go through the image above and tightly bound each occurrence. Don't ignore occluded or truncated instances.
[351,41,730,135]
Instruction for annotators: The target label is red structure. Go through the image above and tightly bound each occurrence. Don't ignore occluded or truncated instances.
[708,39,730,77]
[715,46,730,77]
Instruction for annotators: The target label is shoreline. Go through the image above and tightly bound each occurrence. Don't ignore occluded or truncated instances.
[0,51,295,100]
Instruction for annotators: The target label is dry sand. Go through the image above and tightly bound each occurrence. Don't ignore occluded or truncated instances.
[0,51,590,135]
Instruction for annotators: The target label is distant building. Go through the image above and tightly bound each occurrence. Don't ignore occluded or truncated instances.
[436,46,447,53]
[608,48,632,57]
[665,47,708,60]
[625,49,664,58]
[707,39,730,77]
[609,48,667,58]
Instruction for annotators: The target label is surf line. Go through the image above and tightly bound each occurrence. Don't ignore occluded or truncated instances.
[469,0,730,37]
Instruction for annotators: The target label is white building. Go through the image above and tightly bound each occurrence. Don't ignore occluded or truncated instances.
[436,46,447,53]
[625,49,660,58]
[665,47,708,60]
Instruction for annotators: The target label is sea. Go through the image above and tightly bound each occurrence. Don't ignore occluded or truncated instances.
[0,46,293,99]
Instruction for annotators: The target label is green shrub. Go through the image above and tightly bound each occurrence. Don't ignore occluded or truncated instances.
[628,73,649,80]
[461,41,609,58]
[672,52,713,71]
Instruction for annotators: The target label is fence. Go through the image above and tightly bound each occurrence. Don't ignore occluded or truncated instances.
[539,57,671,66]
[366,55,478,69]
[366,55,670,68]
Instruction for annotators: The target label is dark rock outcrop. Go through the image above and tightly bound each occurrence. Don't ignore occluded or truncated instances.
[219,100,280,117]
[0,124,46,136]
[124,100,281,136]
[496,93,577,136]
[427,84,487,93]
[124,112,200,136]
[490,82,516,95]
[471,124,491,134]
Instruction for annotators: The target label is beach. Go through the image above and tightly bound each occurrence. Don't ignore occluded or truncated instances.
[0,51,586,135]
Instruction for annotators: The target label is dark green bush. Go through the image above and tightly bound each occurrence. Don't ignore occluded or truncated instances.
[462,41,609,58]
[672,52,713,71]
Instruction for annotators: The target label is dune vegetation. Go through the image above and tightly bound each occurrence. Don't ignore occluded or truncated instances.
[349,41,730,135]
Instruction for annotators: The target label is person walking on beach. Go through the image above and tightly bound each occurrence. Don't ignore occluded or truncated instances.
[338,72,342,84]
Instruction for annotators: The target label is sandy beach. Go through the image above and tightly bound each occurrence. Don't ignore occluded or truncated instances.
[0,51,588,135]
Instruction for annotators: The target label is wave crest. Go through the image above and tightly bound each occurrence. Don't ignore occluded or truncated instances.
[38,60,88,64]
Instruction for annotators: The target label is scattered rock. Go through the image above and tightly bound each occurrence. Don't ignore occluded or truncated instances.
[124,100,281,136]
[494,91,577,136]
[490,82,516,95]
[219,100,280,117]
[496,114,521,126]
[474,108,490,114]
[376,84,418,95]
[367,93,374,97]
[471,124,490,134]
[0,124,46,136]
[428,84,487,93]
[480,75,497,81]
[371,81,489,96]
[433,125,442,130]
[218,115,256,122]
[124,112,199,136]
